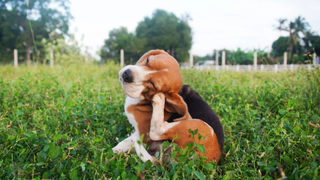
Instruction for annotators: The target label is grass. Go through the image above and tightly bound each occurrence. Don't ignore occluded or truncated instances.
[0,64,319,179]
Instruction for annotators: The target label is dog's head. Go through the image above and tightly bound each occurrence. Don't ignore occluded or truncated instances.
[119,49,191,120]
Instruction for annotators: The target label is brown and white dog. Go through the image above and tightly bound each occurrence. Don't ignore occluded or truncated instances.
[112,50,224,163]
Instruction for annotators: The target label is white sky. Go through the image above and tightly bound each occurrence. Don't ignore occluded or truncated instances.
[68,0,320,59]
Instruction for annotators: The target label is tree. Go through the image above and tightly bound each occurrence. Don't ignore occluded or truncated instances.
[272,36,289,57]
[136,9,192,62]
[0,0,72,64]
[100,27,145,64]
[275,16,309,59]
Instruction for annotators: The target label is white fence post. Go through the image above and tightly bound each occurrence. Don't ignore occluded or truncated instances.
[313,52,317,65]
[248,65,252,71]
[284,52,287,70]
[189,51,193,68]
[222,50,226,70]
[236,64,240,72]
[260,64,264,71]
[50,50,54,68]
[215,49,219,70]
[254,51,257,71]
[120,49,124,67]
[274,64,278,73]
[14,49,18,67]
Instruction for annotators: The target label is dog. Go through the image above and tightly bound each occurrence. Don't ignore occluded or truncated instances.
[112,50,224,163]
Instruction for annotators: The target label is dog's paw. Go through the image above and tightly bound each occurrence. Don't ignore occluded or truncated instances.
[152,93,165,106]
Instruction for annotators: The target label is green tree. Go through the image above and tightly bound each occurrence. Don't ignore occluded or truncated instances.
[275,16,309,59]
[302,31,320,56]
[272,36,289,57]
[229,48,253,65]
[136,9,192,62]
[100,27,145,64]
[0,0,72,64]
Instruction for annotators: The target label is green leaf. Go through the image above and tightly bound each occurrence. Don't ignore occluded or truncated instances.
[53,134,62,141]
[80,163,86,172]
[36,162,45,166]
[193,170,205,180]
[177,155,187,162]
[184,166,192,174]
[204,163,214,170]
[48,145,60,159]
[197,144,206,154]
[70,169,78,180]
[283,155,292,164]
[278,109,287,115]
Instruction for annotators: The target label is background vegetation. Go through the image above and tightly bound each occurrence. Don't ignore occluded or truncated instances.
[0,64,319,179]
[1,0,319,65]
[0,2,319,178]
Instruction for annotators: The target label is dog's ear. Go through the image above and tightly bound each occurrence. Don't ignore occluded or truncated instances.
[164,92,192,121]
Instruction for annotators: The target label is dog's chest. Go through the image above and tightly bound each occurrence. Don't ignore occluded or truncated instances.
[124,96,141,128]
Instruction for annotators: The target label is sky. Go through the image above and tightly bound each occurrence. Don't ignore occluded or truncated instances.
[68,0,320,59]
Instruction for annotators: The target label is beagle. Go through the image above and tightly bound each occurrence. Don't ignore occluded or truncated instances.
[112,50,224,163]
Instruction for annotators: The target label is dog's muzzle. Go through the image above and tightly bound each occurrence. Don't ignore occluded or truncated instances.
[122,69,133,83]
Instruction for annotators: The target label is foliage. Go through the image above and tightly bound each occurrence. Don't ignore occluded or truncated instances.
[273,16,319,62]
[196,48,274,65]
[136,9,192,62]
[0,64,319,179]
[41,34,86,65]
[100,9,192,64]
[0,0,72,64]
[99,27,145,64]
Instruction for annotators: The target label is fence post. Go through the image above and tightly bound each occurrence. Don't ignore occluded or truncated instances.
[120,49,124,68]
[260,64,264,71]
[254,51,257,71]
[248,65,252,71]
[215,49,219,71]
[274,64,278,73]
[236,64,240,72]
[14,49,18,67]
[189,51,193,68]
[222,50,226,70]
[50,50,54,68]
[284,52,287,70]
[313,52,317,65]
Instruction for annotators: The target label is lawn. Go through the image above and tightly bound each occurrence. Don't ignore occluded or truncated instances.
[0,64,319,179]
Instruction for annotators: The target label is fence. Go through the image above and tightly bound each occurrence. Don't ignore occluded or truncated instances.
[11,48,319,71]
[183,50,319,72]
[182,64,320,72]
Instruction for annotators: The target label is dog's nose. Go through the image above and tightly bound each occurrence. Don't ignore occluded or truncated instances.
[122,69,133,83]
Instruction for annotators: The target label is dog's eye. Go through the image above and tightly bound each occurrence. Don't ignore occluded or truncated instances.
[148,80,157,91]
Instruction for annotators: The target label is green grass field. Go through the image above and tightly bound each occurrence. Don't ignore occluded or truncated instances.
[0,64,319,179]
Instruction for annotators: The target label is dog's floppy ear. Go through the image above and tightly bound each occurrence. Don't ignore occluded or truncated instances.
[164,92,192,121]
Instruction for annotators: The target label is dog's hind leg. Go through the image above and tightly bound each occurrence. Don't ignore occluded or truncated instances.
[150,93,180,141]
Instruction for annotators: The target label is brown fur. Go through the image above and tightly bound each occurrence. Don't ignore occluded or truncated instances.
[123,50,222,162]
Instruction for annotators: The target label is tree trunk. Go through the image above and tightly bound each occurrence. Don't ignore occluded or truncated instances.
[26,45,31,66]
[26,47,31,65]
[26,37,32,66]
[288,32,294,63]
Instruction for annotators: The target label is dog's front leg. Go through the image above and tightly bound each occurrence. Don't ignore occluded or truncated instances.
[112,132,154,162]
[112,134,135,153]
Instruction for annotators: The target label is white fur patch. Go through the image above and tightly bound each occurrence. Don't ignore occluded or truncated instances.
[112,96,154,162]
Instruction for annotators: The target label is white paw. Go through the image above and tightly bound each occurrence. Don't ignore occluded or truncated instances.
[152,93,165,106]
[149,131,161,141]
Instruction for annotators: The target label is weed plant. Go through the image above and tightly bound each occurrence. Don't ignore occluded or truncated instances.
[0,64,319,179]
